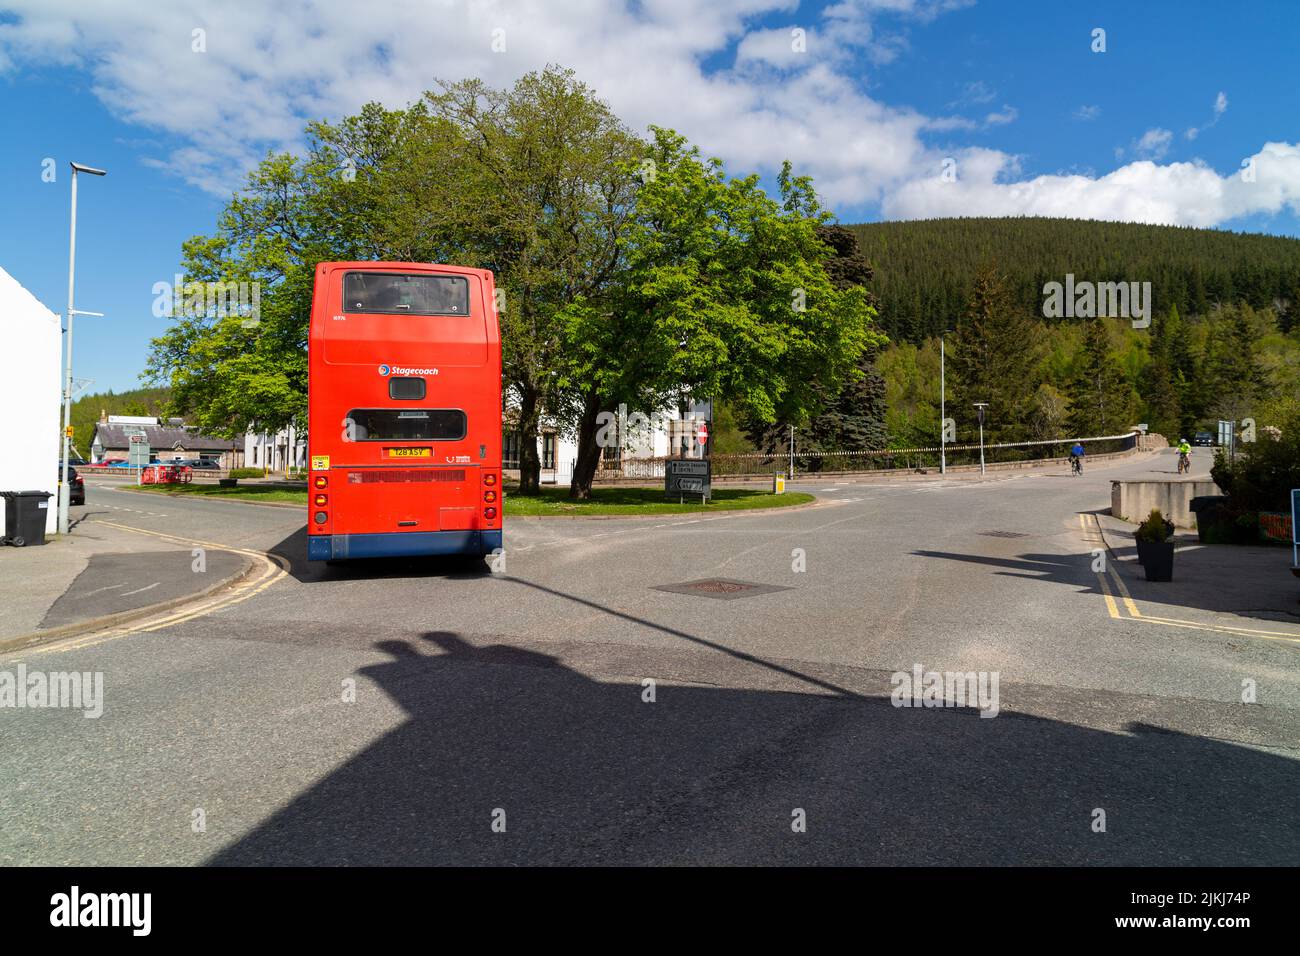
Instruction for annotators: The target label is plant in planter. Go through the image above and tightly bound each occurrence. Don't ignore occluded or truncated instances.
[1134,507,1175,581]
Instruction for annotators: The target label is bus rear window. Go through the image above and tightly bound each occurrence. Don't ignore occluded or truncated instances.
[343,272,469,315]
[346,409,467,441]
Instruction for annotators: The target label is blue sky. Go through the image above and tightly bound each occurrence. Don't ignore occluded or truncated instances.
[2,0,1298,393]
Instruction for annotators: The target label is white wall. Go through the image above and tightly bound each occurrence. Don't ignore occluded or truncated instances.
[0,267,61,535]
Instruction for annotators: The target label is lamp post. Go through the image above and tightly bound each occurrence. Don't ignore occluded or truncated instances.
[940,328,952,475]
[973,402,989,476]
[59,161,107,535]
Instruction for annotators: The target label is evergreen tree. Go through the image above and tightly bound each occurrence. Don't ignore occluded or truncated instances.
[1069,319,1137,435]
[948,262,1044,442]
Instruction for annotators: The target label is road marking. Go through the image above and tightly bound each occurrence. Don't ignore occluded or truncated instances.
[1095,565,1121,619]
[120,581,160,597]
[1080,512,1300,645]
[82,583,126,597]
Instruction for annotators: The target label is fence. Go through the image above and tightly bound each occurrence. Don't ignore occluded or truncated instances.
[594,431,1141,481]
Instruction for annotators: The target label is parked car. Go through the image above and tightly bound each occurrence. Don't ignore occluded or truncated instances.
[58,465,85,505]
[1193,431,1215,447]
[195,457,222,470]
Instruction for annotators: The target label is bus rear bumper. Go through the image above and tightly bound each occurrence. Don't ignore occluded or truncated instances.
[308,530,503,561]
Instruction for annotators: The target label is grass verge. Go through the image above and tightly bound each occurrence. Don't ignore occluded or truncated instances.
[129,484,307,505]
[128,483,814,516]
[503,486,814,516]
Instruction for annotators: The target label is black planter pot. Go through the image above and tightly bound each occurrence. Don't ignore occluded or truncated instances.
[1143,541,1175,581]
[219,478,238,488]
[1135,539,1150,565]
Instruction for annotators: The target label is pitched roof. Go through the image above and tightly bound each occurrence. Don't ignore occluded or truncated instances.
[91,422,239,451]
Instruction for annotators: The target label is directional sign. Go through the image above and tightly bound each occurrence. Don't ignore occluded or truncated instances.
[665,458,711,501]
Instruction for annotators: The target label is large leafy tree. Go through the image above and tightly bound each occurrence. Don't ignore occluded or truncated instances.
[146,68,643,495]
[746,224,888,454]
[384,68,643,493]
[561,133,884,496]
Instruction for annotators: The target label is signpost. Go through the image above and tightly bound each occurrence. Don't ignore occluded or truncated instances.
[1217,419,1236,461]
[973,402,989,476]
[128,434,151,483]
[665,459,711,504]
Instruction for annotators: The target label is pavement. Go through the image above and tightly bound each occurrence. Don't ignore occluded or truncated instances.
[0,502,251,650]
[1,446,1296,866]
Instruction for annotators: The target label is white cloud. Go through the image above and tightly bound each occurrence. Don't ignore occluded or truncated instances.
[1073,104,1101,121]
[883,142,1300,227]
[1187,90,1228,140]
[1132,128,1174,160]
[948,79,995,108]
[983,104,1017,126]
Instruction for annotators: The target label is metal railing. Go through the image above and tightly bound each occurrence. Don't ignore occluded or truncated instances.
[593,432,1140,481]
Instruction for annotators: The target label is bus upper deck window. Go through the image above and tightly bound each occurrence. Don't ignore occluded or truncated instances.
[343,272,469,316]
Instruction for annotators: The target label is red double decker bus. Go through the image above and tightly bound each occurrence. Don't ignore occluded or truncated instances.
[306,262,502,561]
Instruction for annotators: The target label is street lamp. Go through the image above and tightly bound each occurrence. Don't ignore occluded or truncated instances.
[973,402,989,476]
[59,161,107,535]
[940,328,952,475]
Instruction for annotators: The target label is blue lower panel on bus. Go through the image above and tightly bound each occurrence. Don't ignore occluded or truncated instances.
[308,530,503,561]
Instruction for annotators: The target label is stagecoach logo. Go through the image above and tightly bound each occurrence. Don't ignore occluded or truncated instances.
[379,364,439,376]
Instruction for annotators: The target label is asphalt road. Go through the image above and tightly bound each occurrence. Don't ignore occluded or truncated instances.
[2,447,1297,865]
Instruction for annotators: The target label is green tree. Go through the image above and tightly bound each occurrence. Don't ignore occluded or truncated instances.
[948,262,1044,442]
[569,136,883,494]
[1069,319,1137,435]
[746,223,887,453]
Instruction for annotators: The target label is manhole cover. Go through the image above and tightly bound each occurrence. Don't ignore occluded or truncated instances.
[979,530,1030,538]
[651,578,792,600]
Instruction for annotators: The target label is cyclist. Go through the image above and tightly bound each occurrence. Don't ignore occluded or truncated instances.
[1069,441,1085,475]
[1176,438,1192,474]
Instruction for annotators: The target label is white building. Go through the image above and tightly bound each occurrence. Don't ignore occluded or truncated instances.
[0,266,61,536]
[504,399,710,486]
[245,423,307,474]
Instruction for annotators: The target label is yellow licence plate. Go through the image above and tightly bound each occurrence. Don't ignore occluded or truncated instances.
[387,448,431,458]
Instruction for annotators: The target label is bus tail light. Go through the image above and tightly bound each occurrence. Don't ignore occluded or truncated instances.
[314,475,328,488]
[314,494,328,507]
[484,506,497,520]
[314,511,328,525]
[484,489,497,503]
[484,472,498,486]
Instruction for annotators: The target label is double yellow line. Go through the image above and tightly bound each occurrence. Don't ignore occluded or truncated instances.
[29,520,289,654]
[1080,513,1300,645]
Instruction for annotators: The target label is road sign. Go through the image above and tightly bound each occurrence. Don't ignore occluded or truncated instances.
[697,422,709,445]
[128,441,151,467]
[64,425,74,438]
[665,458,711,501]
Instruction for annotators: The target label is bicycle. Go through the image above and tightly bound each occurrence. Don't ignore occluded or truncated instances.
[1177,452,1190,475]
[1070,455,1083,476]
